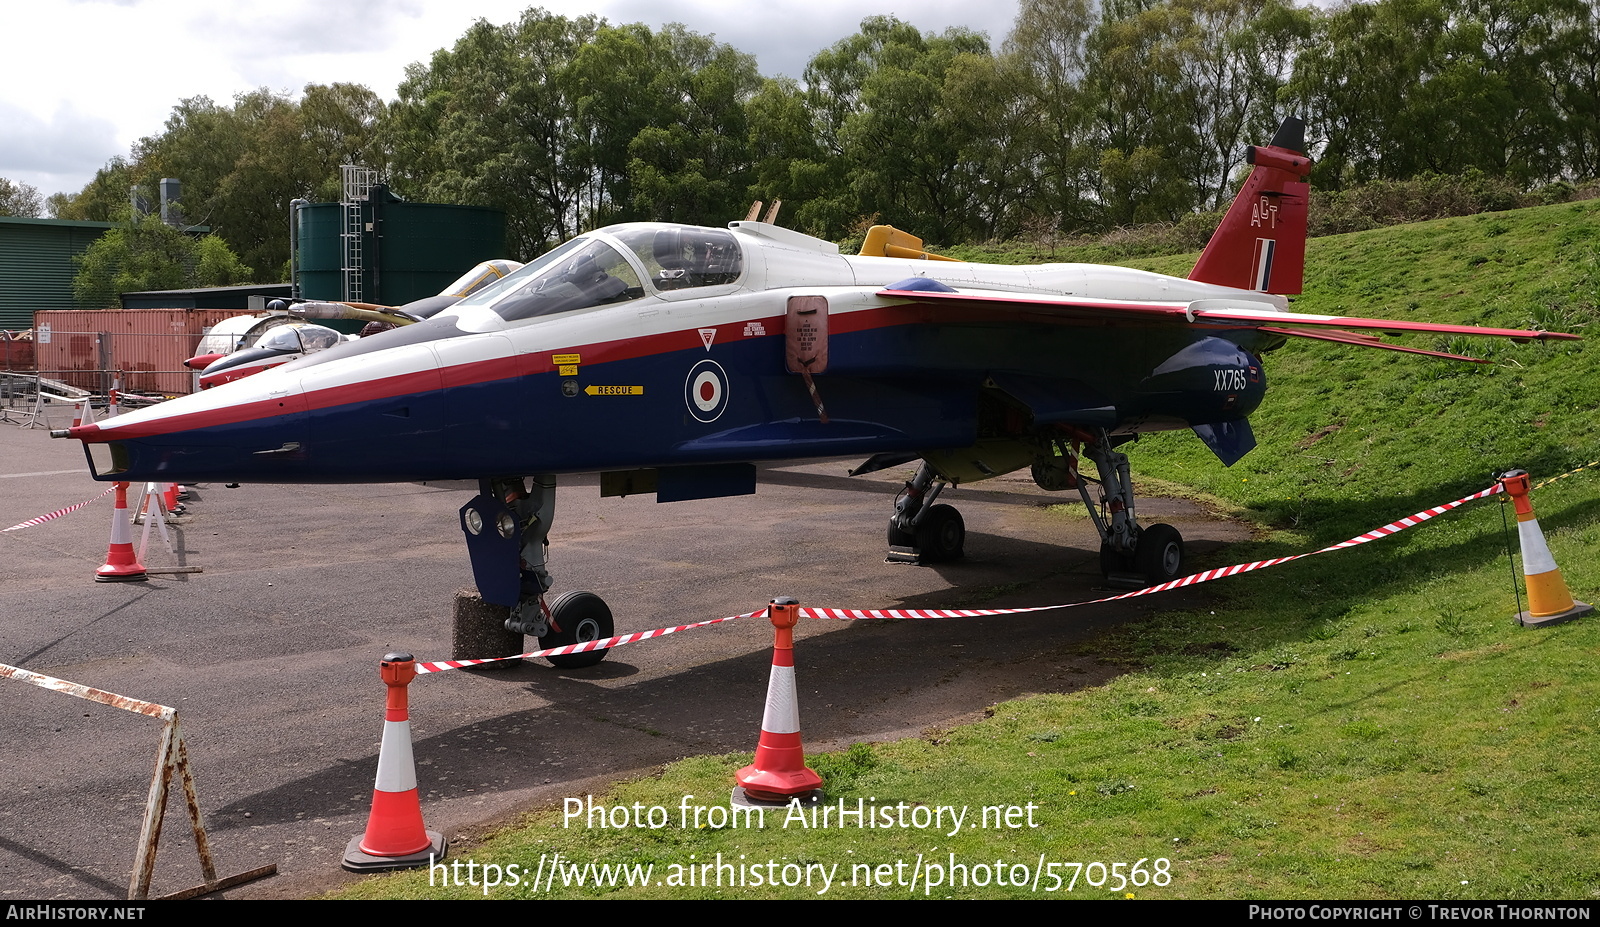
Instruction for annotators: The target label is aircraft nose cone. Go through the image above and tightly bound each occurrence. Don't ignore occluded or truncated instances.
[74,374,313,483]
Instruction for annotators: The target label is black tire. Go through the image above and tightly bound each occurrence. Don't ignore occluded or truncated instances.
[915,504,965,562]
[887,517,916,548]
[1134,523,1184,586]
[540,591,614,668]
[1100,542,1133,579]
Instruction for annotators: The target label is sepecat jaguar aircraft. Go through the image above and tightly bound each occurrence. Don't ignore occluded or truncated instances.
[57,117,1576,666]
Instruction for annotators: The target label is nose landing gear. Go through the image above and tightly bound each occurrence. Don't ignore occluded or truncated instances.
[460,475,614,667]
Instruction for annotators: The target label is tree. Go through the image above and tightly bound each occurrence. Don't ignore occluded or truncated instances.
[792,16,1000,242]
[1004,0,1102,231]
[72,211,254,309]
[1082,1,1206,224]
[0,177,44,217]
[56,84,385,276]
[47,157,136,221]
[386,10,602,256]
[623,25,762,225]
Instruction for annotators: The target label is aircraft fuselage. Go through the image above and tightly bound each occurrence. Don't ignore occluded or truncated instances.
[69,221,1274,486]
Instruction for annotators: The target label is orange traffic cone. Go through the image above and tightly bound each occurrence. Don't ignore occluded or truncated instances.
[343,653,447,871]
[1501,470,1593,628]
[71,400,96,428]
[95,482,147,583]
[735,598,824,803]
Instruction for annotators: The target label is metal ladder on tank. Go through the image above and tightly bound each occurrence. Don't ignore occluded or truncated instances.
[340,165,378,304]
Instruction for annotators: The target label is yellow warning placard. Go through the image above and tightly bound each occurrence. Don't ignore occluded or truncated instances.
[553,353,581,365]
[558,364,579,376]
[584,385,644,396]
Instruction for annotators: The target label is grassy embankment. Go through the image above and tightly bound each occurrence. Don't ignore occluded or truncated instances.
[339,198,1600,899]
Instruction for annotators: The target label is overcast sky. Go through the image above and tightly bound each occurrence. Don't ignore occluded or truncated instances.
[1,0,1021,204]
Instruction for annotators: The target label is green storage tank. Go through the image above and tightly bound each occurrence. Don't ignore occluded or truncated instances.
[295,202,344,302]
[294,189,506,307]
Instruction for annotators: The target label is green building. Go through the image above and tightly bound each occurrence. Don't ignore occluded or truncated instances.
[0,217,114,330]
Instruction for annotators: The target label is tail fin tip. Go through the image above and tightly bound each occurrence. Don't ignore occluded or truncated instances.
[1189,116,1313,296]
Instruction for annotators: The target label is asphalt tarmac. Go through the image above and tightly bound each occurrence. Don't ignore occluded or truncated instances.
[0,401,1248,899]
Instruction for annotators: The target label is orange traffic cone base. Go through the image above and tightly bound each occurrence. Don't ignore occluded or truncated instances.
[735,730,823,802]
[342,831,446,872]
[1518,600,1594,629]
[733,784,824,806]
[95,565,148,583]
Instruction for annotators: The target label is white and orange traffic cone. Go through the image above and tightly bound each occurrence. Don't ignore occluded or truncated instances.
[162,482,183,516]
[343,652,447,871]
[95,481,147,583]
[1501,470,1593,628]
[71,400,96,428]
[735,598,824,803]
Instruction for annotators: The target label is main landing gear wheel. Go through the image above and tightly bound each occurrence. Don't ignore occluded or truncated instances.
[916,504,965,562]
[1100,542,1133,579]
[540,591,614,668]
[1135,523,1184,586]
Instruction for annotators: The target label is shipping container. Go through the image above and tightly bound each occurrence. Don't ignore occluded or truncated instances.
[33,308,259,395]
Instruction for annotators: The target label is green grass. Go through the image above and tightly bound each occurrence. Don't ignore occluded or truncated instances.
[334,199,1600,900]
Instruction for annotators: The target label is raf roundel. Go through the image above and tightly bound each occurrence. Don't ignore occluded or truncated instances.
[684,359,729,423]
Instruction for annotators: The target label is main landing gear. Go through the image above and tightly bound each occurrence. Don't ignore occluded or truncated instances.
[460,475,614,668]
[881,431,1186,587]
[1063,431,1186,588]
[886,461,965,564]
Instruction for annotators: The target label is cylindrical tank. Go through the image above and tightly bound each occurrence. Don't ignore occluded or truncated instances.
[295,203,344,301]
[293,199,506,306]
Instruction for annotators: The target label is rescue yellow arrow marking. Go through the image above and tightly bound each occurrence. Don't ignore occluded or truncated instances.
[584,385,644,396]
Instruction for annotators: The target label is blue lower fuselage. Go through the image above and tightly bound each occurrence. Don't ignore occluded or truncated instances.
[80,304,1267,485]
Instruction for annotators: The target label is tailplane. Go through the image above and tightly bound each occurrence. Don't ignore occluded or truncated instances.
[1189,117,1312,295]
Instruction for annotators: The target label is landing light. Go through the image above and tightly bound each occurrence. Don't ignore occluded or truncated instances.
[463,509,483,536]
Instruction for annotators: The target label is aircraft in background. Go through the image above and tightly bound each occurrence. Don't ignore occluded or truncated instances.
[184,259,524,388]
[58,118,1576,666]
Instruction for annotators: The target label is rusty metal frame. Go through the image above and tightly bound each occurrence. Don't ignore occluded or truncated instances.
[0,662,277,899]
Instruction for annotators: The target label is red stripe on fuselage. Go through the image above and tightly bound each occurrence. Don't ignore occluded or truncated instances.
[78,300,1210,443]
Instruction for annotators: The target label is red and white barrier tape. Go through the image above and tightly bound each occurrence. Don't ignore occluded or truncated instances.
[414,609,767,674]
[419,483,1504,671]
[3,486,116,532]
[803,483,1505,621]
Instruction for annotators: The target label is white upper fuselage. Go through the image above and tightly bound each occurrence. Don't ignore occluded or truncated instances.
[79,221,1289,447]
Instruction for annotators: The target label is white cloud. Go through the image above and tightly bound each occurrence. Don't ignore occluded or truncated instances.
[0,102,120,196]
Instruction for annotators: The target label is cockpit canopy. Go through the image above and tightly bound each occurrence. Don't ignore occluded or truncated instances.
[452,224,744,323]
[255,322,342,354]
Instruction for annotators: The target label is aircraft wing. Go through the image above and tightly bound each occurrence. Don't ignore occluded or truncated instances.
[877,284,1578,360]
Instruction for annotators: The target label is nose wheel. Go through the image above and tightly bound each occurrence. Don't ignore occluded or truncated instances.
[539,591,614,669]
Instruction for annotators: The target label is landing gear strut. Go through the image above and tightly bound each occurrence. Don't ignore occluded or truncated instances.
[886,461,965,564]
[1070,432,1185,588]
[460,475,613,667]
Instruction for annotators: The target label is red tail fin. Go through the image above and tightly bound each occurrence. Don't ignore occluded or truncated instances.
[1189,117,1313,295]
